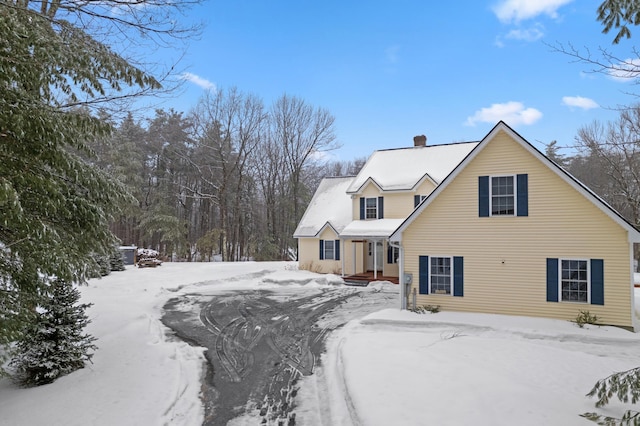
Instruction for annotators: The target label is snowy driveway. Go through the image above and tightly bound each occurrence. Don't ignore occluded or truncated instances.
[161,272,398,425]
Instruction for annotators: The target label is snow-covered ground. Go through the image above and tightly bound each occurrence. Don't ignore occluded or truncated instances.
[0,262,639,426]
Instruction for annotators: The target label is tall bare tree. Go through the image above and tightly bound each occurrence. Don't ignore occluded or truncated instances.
[270,95,339,238]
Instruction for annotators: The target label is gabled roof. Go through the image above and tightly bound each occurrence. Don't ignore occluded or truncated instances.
[390,121,640,243]
[347,141,479,194]
[293,176,355,238]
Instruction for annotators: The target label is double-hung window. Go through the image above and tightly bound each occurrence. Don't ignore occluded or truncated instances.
[560,259,589,303]
[360,196,384,220]
[319,239,340,261]
[419,256,464,297]
[365,198,378,219]
[430,257,452,294]
[491,175,515,216]
[546,258,603,305]
[323,240,335,260]
[479,174,528,217]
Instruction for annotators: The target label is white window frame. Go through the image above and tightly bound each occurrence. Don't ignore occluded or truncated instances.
[489,174,516,217]
[559,258,590,303]
[429,256,453,295]
[323,240,335,260]
[365,197,378,219]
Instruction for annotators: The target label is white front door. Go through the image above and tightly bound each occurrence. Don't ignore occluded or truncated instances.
[366,241,383,272]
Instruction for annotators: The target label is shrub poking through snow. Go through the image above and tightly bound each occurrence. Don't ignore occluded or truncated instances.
[574,310,599,328]
[9,278,97,386]
[410,305,441,314]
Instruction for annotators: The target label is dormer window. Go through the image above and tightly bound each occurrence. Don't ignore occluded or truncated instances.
[359,196,384,220]
[365,198,378,219]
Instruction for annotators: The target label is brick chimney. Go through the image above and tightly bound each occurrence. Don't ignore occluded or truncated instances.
[413,135,427,147]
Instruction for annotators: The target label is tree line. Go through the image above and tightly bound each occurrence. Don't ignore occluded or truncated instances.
[89,90,366,262]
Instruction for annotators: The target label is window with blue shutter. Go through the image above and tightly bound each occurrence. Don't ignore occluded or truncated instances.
[516,174,528,217]
[453,256,464,297]
[414,195,421,208]
[546,258,559,302]
[479,176,489,217]
[419,256,429,294]
[590,259,604,305]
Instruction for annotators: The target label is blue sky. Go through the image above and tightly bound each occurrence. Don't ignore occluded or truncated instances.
[164,0,640,161]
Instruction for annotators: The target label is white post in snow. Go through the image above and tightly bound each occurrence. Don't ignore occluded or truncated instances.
[352,241,356,276]
[341,239,345,277]
[373,239,378,279]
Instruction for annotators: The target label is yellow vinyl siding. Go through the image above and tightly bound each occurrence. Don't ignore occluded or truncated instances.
[403,130,634,328]
[352,180,438,220]
[298,228,342,274]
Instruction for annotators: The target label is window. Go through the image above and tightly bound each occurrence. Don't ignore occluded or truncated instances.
[430,257,452,294]
[561,259,589,303]
[365,197,378,219]
[491,175,514,216]
[388,245,399,264]
[419,256,463,296]
[360,196,384,219]
[414,194,427,208]
[323,240,335,260]
[479,174,528,217]
[319,239,340,261]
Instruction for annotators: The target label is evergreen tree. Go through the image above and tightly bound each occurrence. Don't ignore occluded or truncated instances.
[109,247,126,272]
[0,0,197,372]
[9,279,97,387]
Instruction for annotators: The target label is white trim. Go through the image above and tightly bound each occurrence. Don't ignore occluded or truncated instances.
[489,174,516,217]
[558,258,590,304]
[428,255,454,296]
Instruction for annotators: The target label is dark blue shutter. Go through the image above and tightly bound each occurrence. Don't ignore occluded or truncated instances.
[387,244,392,264]
[590,259,604,305]
[359,197,365,220]
[479,176,489,217]
[414,195,421,208]
[453,256,464,297]
[419,256,429,294]
[378,196,384,219]
[517,174,528,217]
[335,240,340,261]
[546,258,558,302]
[319,240,324,260]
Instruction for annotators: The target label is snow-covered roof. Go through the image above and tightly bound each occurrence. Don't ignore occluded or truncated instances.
[340,219,405,238]
[347,142,479,193]
[293,176,355,238]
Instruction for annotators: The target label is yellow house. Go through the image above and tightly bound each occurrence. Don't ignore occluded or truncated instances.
[390,122,640,330]
[294,136,478,279]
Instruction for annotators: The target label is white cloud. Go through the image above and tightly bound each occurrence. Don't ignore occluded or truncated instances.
[493,0,573,23]
[181,72,216,90]
[561,96,599,110]
[505,26,544,42]
[465,101,542,126]
[608,58,640,82]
